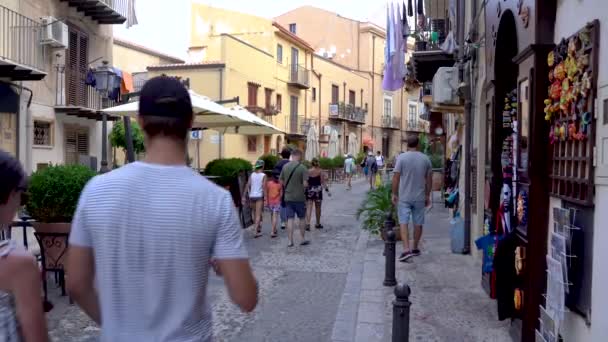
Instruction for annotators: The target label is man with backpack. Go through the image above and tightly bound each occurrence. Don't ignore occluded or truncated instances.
[279,149,310,247]
[365,152,378,190]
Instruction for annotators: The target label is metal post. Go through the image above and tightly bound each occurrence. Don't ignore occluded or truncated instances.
[384,212,397,287]
[392,283,411,342]
[123,116,135,163]
[99,113,110,173]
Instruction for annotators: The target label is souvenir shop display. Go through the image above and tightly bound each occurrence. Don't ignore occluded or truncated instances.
[545,21,599,205]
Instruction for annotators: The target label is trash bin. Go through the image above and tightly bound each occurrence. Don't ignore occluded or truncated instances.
[450,212,466,254]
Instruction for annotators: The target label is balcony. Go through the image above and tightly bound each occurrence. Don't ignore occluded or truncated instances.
[54,65,118,121]
[263,105,280,116]
[61,0,129,24]
[328,102,366,125]
[288,115,317,138]
[405,120,429,133]
[0,5,46,81]
[287,64,310,89]
[410,17,455,83]
[381,115,401,130]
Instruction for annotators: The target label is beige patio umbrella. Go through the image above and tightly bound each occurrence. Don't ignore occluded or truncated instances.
[348,132,358,156]
[305,123,319,161]
[327,129,340,158]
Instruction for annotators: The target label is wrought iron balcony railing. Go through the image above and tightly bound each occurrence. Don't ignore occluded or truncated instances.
[328,102,366,124]
[405,120,428,133]
[289,115,317,136]
[62,0,130,24]
[288,64,310,89]
[0,5,46,80]
[382,115,401,130]
[55,65,117,114]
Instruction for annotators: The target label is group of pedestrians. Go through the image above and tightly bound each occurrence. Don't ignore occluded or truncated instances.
[0,76,259,342]
[245,148,331,247]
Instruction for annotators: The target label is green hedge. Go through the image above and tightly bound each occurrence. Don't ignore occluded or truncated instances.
[318,157,333,170]
[332,155,345,169]
[258,154,279,171]
[26,164,96,223]
[204,158,253,177]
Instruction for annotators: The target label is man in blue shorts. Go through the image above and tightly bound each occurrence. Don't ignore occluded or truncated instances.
[279,149,309,247]
[391,135,432,262]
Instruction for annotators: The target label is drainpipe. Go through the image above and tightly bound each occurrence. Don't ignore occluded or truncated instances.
[312,55,322,144]
[371,35,376,143]
[4,81,34,173]
[219,67,224,158]
[458,0,471,254]
[360,88,364,151]
[343,82,347,153]
[357,22,361,70]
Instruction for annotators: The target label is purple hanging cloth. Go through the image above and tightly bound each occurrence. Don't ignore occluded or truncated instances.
[383,3,405,91]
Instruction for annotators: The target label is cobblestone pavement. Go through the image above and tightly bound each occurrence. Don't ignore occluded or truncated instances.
[331,194,513,342]
[46,178,369,341]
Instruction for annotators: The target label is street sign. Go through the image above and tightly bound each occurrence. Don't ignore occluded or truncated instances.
[190,130,202,140]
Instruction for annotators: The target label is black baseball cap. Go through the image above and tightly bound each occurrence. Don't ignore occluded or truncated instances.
[139,76,192,118]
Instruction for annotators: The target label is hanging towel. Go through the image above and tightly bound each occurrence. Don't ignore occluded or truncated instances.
[408,0,413,16]
[108,67,123,101]
[121,71,134,95]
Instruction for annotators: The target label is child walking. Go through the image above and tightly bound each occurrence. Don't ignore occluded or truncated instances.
[244,160,266,237]
[265,171,282,238]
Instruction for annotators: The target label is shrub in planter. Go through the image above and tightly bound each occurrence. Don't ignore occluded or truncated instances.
[204,158,253,186]
[26,164,96,233]
[258,154,279,171]
[356,184,401,240]
[318,157,333,170]
[355,152,366,166]
[332,155,345,169]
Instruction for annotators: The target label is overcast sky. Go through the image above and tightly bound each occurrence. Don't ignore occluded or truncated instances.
[114,0,390,60]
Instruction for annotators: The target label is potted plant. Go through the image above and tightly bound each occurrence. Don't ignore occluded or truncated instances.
[109,119,146,165]
[356,184,401,240]
[26,164,96,233]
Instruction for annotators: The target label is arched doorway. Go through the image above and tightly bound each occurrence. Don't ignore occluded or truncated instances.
[486,9,519,221]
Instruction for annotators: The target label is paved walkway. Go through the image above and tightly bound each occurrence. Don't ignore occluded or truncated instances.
[43,178,511,341]
[331,195,512,342]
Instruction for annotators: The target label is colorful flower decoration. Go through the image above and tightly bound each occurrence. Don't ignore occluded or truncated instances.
[581,72,592,97]
[559,124,566,141]
[577,54,589,70]
[579,111,592,140]
[565,55,578,80]
[579,27,591,47]
[517,190,528,226]
[549,127,557,144]
[550,81,562,100]
[554,62,566,81]
[568,37,579,55]
[547,51,555,67]
[568,121,577,140]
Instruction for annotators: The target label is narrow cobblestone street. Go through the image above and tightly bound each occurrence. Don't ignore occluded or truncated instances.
[46,178,510,342]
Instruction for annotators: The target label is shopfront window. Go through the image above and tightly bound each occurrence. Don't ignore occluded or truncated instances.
[518,80,529,173]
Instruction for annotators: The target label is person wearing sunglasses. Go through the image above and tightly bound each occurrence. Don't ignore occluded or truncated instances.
[0,150,49,342]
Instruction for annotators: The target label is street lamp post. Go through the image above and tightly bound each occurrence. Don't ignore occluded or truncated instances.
[93,61,117,173]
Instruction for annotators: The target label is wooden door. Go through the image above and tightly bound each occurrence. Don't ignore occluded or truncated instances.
[264,135,271,154]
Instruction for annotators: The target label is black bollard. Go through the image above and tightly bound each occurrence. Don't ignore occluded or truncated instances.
[392,283,411,342]
[383,212,397,286]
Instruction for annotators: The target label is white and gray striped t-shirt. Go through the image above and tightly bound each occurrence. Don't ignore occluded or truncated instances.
[69,162,248,342]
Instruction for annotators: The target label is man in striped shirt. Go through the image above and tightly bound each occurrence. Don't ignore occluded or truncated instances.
[66,76,258,341]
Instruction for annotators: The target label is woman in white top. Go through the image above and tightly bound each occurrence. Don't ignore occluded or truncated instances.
[0,150,48,342]
[244,160,267,237]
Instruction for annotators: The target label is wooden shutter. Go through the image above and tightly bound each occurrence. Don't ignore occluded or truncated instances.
[265,88,272,109]
[66,27,89,107]
[349,90,356,106]
[65,126,89,165]
[276,94,282,111]
[332,85,339,104]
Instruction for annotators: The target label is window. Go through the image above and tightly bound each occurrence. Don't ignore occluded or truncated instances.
[349,90,356,106]
[289,23,296,34]
[276,44,283,63]
[265,88,273,109]
[312,87,317,102]
[33,120,53,146]
[331,85,339,104]
[290,96,298,133]
[64,125,89,165]
[0,113,17,156]
[408,103,418,127]
[247,82,259,107]
[383,96,393,117]
[247,136,257,152]
[276,94,282,111]
[67,26,89,107]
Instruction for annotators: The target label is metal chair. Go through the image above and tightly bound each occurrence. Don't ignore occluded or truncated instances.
[33,232,70,301]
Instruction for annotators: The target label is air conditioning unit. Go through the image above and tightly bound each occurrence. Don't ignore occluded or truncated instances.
[40,17,68,48]
[432,66,459,106]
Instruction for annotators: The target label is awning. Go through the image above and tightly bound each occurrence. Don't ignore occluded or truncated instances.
[102,90,283,135]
